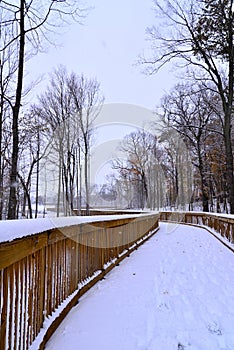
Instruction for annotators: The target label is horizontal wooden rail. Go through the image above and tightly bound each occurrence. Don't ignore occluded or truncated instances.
[0,213,159,350]
[160,211,234,246]
[73,209,143,216]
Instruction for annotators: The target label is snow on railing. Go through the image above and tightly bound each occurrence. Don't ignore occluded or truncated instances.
[0,212,159,350]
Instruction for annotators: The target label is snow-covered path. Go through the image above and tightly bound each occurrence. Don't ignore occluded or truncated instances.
[44,223,234,350]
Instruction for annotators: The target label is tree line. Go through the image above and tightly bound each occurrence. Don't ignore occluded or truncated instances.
[0,62,103,219]
[138,0,234,213]
[108,0,234,213]
[110,82,227,212]
[0,0,105,219]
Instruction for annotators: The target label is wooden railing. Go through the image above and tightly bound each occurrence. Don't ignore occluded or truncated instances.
[0,213,159,350]
[2,210,233,350]
[73,209,143,216]
[160,211,234,245]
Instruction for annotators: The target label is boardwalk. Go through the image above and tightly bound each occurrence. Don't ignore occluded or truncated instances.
[44,223,234,350]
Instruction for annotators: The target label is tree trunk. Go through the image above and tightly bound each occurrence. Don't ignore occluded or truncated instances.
[35,125,40,218]
[63,161,70,216]
[79,152,82,214]
[23,188,33,219]
[224,109,234,213]
[57,152,62,217]
[8,0,25,219]
[0,96,3,220]
[8,107,19,219]
[84,156,90,214]
[84,142,90,215]
[225,0,234,213]
[142,171,148,209]
[197,145,209,212]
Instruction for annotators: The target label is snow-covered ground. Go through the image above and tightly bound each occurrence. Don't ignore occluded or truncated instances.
[43,222,234,350]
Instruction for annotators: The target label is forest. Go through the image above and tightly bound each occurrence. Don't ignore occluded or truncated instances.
[0,0,234,219]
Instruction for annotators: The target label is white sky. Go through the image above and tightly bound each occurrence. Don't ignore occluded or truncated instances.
[27,0,176,110]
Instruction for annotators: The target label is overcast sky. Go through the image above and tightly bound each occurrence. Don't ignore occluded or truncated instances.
[27,0,177,110]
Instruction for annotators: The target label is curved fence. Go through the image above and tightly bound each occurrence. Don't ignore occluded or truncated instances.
[0,213,159,350]
[160,211,234,246]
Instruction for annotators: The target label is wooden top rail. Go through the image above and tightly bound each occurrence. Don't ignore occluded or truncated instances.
[0,215,138,270]
[0,212,159,350]
[73,209,143,216]
[160,211,234,223]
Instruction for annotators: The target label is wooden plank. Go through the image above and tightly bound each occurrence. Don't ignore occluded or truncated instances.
[0,268,8,350]
[19,259,24,350]
[48,230,66,245]
[27,256,33,349]
[46,245,52,317]
[91,217,136,228]
[38,248,46,333]
[14,262,19,350]
[8,264,14,349]
[24,257,30,350]
[32,255,37,346]
[22,257,29,350]
[0,233,48,270]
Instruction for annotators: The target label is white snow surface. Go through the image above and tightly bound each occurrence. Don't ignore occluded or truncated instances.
[43,222,234,350]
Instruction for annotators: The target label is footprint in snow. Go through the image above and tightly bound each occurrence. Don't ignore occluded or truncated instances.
[207,321,222,335]
[157,302,169,310]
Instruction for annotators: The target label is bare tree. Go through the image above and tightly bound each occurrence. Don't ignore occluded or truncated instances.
[16,108,48,218]
[160,83,218,211]
[143,0,234,213]
[68,73,104,214]
[0,0,85,219]
[37,66,75,216]
[0,18,19,219]
[113,130,160,209]
[37,67,104,216]
[156,127,193,211]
